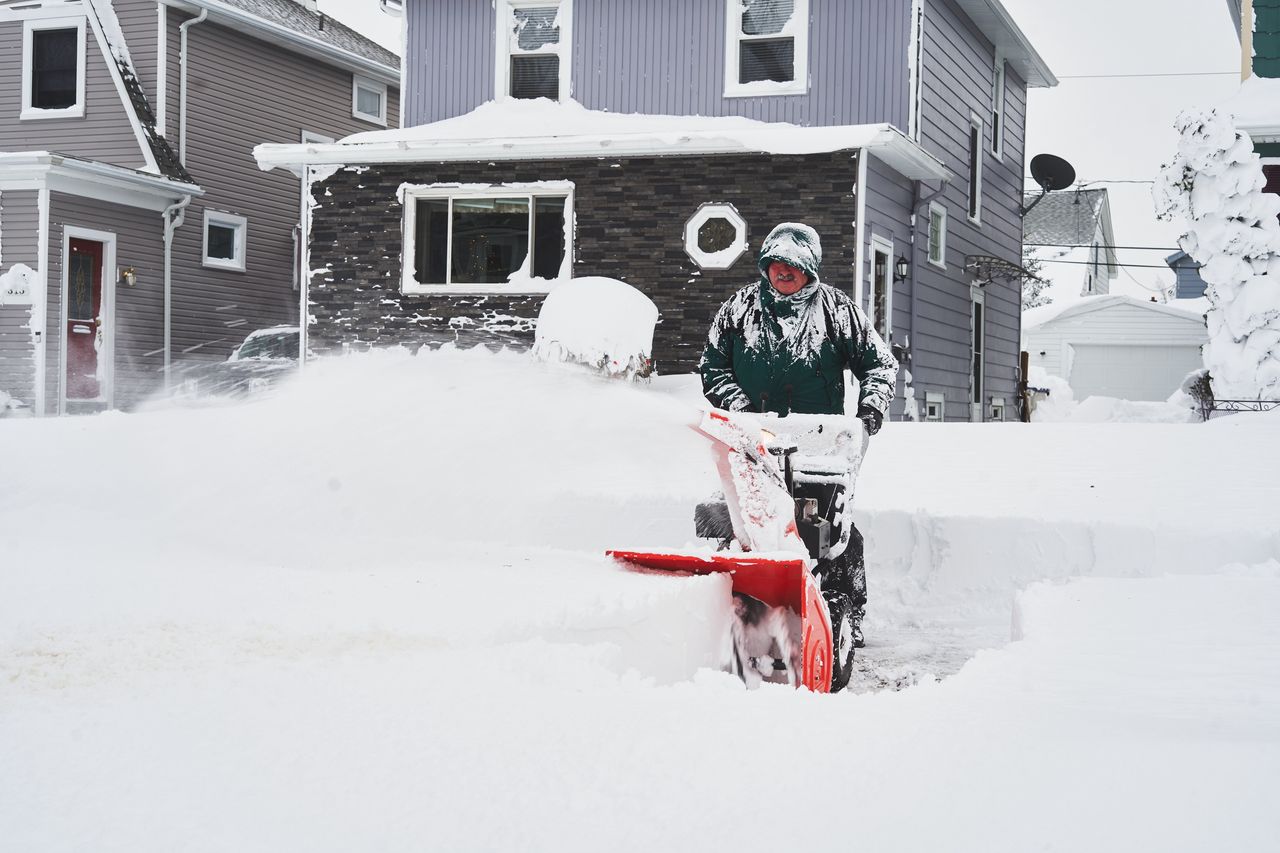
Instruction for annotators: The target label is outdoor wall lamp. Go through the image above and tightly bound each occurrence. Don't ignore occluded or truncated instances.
[893,255,910,282]
[119,266,137,287]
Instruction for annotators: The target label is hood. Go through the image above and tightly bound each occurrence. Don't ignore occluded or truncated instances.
[757,222,823,286]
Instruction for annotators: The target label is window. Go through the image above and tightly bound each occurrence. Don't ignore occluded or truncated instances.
[927,203,947,268]
[971,287,985,422]
[991,55,1006,159]
[870,236,893,341]
[401,185,573,293]
[991,398,1006,422]
[925,391,945,422]
[968,112,984,223]
[496,0,572,101]
[203,211,247,272]
[22,18,86,120]
[685,203,748,269]
[352,76,388,126]
[724,0,809,97]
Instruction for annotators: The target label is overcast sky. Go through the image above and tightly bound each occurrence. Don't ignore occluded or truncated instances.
[320,0,1246,298]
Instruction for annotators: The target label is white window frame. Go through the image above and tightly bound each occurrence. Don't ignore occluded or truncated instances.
[352,75,388,126]
[991,53,1006,160]
[927,202,947,269]
[970,284,986,423]
[400,182,575,295]
[990,397,1006,422]
[924,391,945,423]
[724,0,810,98]
[685,203,748,269]
[21,16,87,121]
[495,0,573,101]
[202,210,248,272]
[968,111,984,225]
[868,234,894,341]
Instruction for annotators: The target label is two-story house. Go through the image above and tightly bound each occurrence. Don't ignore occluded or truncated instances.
[0,0,399,416]
[257,0,1054,422]
[1023,187,1118,301]
[1225,0,1280,195]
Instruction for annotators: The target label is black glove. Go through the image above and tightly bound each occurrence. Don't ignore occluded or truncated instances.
[857,405,884,437]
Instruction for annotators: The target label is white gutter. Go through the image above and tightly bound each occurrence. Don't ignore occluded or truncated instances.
[179,7,208,166]
[156,3,168,136]
[255,124,952,182]
[162,195,193,389]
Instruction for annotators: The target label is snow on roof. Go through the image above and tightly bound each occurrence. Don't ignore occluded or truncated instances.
[1221,75,1280,142]
[1023,294,1207,331]
[208,0,400,75]
[255,99,950,180]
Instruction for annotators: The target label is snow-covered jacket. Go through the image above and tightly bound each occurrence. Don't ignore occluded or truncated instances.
[700,224,898,417]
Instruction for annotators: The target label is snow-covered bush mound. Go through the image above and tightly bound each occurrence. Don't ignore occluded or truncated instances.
[532,277,659,380]
[1027,367,1194,423]
[1155,109,1280,400]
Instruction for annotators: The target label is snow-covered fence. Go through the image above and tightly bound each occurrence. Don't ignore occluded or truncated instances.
[1155,109,1280,402]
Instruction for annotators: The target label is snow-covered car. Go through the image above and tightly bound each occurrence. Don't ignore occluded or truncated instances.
[170,326,300,401]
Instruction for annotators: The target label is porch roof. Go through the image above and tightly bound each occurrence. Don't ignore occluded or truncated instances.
[254,99,952,182]
[0,152,204,211]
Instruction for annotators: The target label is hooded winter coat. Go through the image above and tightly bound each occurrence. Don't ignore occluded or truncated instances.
[699,223,898,417]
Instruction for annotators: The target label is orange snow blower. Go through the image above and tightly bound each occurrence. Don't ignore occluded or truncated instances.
[609,409,868,693]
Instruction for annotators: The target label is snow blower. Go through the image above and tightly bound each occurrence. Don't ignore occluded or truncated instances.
[609,409,869,692]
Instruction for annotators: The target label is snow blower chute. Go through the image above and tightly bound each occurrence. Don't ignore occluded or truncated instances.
[609,409,869,693]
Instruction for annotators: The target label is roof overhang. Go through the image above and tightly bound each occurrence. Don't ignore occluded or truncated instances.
[255,122,951,182]
[952,0,1057,88]
[0,152,203,211]
[161,0,399,87]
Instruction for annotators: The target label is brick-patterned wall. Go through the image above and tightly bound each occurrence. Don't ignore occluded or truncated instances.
[308,150,860,373]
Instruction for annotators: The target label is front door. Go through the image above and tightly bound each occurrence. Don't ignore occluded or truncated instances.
[66,238,104,400]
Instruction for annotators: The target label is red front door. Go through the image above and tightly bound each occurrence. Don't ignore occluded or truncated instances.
[66,239,104,400]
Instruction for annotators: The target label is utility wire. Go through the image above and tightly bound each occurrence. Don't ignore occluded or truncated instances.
[1036,258,1174,270]
[1027,243,1181,251]
[1056,71,1238,79]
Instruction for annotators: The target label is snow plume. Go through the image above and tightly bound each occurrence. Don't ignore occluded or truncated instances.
[532,277,658,380]
[1155,109,1280,400]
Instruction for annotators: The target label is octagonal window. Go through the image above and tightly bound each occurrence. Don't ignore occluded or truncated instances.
[685,203,747,269]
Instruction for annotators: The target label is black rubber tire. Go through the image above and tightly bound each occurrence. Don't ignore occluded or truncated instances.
[824,589,856,693]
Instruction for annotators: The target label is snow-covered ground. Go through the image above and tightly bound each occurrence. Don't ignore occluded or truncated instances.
[2,350,1277,852]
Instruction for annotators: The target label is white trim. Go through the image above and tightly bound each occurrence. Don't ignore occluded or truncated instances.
[853,148,868,305]
[156,2,167,137]
[400,182,575,295]
[84,8,162,175]
[297,131,333,292]
[723,0,810,98]
[924,390,944,422]
[927,201,947,269]
[684,203,748,270]
[495,0,574,101]
[0,152,201,211]
[59,226,117,413]
[990,396,1005,422]
[869,233,894,340]
[352,75,388,126]
[907,0,924,142]
[35,186,50,417]
[967,110,984,225]
[990,52,1006,160]
[256,120,951,183]
[202,209,248,271]
[970,284,986,423]
[20,16,87,121]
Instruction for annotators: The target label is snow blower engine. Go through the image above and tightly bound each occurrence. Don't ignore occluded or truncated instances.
[609,409,869,693]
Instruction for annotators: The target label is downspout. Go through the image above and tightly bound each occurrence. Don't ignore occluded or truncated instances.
[853,149,869,308]
[162,195,192,389]
[179,7,208,165]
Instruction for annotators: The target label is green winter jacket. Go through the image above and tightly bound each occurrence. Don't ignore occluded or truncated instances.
[699,223,898,417]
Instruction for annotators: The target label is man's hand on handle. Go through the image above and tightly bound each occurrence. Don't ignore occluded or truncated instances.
[856,405,884,437]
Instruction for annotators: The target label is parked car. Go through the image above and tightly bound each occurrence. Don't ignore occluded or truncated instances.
[171,327,300,401]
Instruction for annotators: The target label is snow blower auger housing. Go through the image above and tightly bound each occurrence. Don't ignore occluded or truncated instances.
[609,409,869,693]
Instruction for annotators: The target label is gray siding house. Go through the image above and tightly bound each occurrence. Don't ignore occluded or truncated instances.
[259,0,1054,422]
[0,0,399,416]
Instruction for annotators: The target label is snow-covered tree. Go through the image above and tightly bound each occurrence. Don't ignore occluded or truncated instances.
[1155,109,1280,401]
[1021,247,1051,311]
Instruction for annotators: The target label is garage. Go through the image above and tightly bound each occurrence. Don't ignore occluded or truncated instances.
[1023,295,1208,403]
[1069,344,1206,401]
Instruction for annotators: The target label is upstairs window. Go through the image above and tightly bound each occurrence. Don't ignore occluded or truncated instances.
[352,76,388,126]
[203,211,248,272]
[22,18,86,120]
[991,56,1006,159]
[402,184,573,293]
[725,0,809,97]
[497,0,572,101]
[928,203,947,268]
[968,112,984,224]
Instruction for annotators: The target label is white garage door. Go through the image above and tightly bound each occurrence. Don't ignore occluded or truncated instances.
[1070,344,1203,401]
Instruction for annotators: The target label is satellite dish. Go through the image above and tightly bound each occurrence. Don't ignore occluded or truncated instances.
[1030,154,1077,192]
[1022,153,1078,217]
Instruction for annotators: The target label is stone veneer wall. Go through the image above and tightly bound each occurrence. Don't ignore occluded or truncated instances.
[308,150,861,373]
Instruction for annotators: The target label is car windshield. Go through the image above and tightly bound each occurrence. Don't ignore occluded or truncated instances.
[233,330,299,361]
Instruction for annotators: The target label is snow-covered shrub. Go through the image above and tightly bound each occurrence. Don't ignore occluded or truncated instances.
[532,277,659,381]
[1155,109,1280,400]
[1175,368,1215,421]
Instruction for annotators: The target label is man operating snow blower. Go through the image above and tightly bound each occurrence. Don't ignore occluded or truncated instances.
[699,222,898,653]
